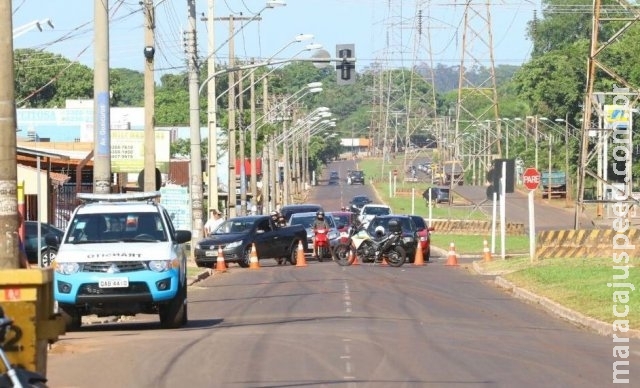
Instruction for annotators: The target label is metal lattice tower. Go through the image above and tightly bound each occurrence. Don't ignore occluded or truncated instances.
[400,0,442,174]
[372,0,413,176]
[574,0,640,228]
[454,1,502,186]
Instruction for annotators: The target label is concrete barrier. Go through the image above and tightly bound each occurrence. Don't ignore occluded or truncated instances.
[536,228,640,259]
[428,219,525,236]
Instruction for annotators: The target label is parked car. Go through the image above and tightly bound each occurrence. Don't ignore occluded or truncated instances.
[48,192,192,330]
[348,195,372,214]
[288,212,341,260]
[366,215,419,263]
[195,215,308,267]
[422,186,450,204]
[358,203,392,226]
[280,204,324,222]
[407,215,433,262]
[24,220,64,267]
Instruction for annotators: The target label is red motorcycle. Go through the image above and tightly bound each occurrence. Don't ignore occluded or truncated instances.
[314,227,330,261]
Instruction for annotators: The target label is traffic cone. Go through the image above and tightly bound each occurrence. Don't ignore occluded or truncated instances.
[350,249,360,266]
[413,243,425,266]
[249,243,260,269]
[295,241,307,267]
[482,239,492,262]
[445,242,459,267]
[216,246,228,273]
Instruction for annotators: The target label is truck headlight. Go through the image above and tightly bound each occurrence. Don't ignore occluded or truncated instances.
[54,262,80,275]
[148,260,171,272]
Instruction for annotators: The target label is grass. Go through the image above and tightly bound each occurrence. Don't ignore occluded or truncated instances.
[358,156,640,330]
[187,266,206,278]
[503,258,640,329]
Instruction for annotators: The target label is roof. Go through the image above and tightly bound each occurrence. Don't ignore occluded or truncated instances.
[20,164,70,185]
[17,146,71,160]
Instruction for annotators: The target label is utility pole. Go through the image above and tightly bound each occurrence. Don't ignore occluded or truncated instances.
[206,0,218,214]
[0,0,20,269]
[239,69,247,215]
[227,15,237,218]
[94,0,111,194]
[186,0,204,251]
[250,64,258,213]
[143,0,156,192]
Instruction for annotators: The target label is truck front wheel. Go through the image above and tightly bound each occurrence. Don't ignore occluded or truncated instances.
[159,283,187,329]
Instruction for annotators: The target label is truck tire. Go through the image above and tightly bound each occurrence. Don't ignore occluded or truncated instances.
[288,241,299,265]
[159,283,187,329]
[60,306,82,331]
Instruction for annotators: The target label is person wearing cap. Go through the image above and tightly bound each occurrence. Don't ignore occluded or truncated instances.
[204,209,224,235]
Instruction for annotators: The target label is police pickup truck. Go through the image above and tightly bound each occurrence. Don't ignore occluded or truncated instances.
[46,192,192,330]
[194,215,308,267]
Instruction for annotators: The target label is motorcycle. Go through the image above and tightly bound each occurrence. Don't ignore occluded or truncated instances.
[0,306,48,387]
[332,224,406,267]
[313,227,330,262]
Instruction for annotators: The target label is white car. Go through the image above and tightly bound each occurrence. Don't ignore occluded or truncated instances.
[357,204,392,227]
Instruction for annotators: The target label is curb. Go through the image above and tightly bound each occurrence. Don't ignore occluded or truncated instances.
[480,265,640,339]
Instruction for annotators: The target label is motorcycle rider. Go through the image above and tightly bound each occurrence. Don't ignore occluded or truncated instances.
[312,210,330,259]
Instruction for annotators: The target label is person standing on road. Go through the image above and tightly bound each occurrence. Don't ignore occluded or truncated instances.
[204,209,224,235]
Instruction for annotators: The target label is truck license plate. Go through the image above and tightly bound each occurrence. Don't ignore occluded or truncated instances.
[99,277,129,288]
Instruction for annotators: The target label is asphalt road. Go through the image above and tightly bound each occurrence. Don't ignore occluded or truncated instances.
[45,160,640,387]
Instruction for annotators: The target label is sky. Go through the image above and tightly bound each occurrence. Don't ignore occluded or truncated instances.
[11,0,540,82]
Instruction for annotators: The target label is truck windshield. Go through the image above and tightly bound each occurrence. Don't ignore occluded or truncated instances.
[66,213,167,243]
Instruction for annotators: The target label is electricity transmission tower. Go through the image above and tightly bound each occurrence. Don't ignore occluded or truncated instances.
[454,1,502,186]
[574,0,640,229]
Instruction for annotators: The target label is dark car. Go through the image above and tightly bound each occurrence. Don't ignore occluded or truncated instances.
[348,195,372,214]
[329,211,357,233]
[408,215,433,262]
[24,220,64,266]
[279,204,324,222]
[422,186,450,204]
[328,171,340,185]
[349,170,365,185]
[194,215,308,267]
[366,215,419,263]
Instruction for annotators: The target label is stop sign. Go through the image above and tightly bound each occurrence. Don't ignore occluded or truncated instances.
[523,167,541,190]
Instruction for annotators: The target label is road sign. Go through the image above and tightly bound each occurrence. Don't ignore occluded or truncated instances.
[523,167,541,190]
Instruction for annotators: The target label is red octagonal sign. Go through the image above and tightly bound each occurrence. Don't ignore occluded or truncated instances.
[523,167,541,190]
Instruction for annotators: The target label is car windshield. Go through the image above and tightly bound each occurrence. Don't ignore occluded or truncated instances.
[214,219,254,234]
[362,206,390,216]
[290,214,336,229]
[66,212,167,243]
[410,216,427,230]
[331,213,351,227]
[368,217,415,234]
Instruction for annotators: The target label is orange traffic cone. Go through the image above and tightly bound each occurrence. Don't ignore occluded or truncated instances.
[249,243,260,269]
[350,249,360,266]
[482,239,492,262]
[445,242,459,267]
[413,243,425,266]
[216,246,228,273]
[295,241,307,267]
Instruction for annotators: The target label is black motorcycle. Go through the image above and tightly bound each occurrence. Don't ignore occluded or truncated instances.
[0,307,48,387]
[332,221,406,267]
